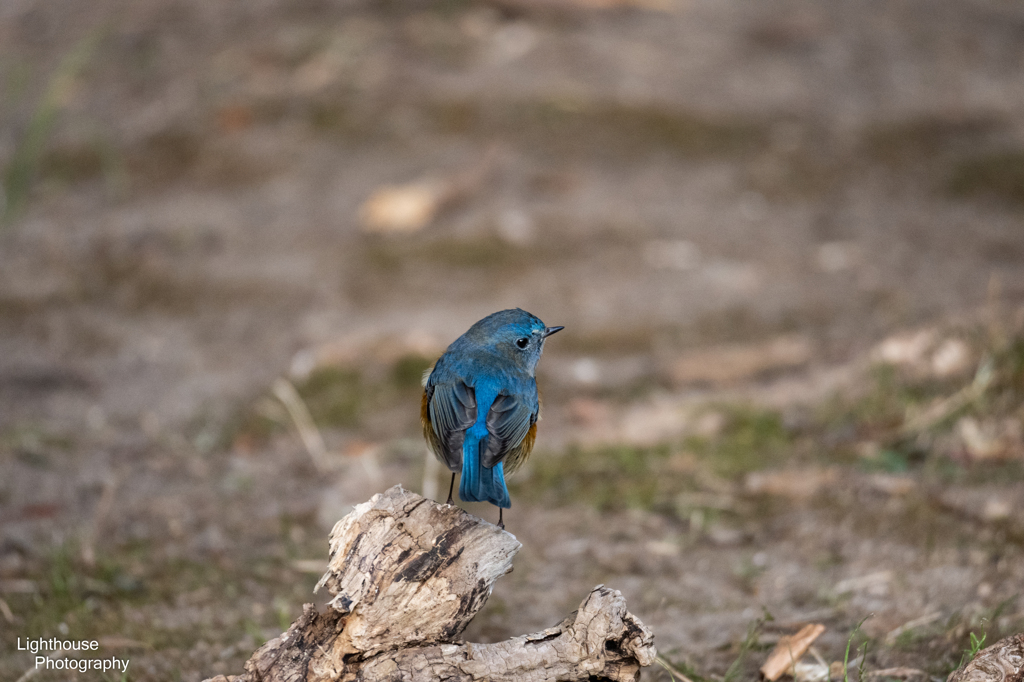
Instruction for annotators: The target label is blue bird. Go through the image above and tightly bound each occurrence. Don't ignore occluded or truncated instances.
[421,309,563,528]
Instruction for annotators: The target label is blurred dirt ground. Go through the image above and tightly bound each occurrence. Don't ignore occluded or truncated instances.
[3,0,1024,680]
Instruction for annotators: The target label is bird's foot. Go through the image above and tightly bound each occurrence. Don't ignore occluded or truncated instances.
[497,508,505,530]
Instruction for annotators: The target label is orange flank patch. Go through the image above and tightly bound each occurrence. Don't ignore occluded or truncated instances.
[421,390,441,457]
[505,421,537,476]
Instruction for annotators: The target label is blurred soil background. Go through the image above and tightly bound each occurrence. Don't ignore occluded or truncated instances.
[3,0,1024,679]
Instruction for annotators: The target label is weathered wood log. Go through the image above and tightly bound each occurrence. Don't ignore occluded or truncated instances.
[947,633,1024,682]
[205,485,655,682]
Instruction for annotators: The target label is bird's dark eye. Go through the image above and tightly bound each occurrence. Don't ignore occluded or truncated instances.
[515,337,529,349]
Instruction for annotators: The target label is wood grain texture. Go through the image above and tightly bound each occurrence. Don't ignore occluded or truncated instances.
[204,485,655,682]
[947,634,1024,682]
[313,485,519,656]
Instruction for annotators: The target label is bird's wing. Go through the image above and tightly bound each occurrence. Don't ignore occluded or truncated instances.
[480,392,537,469]
[425,380,477,472]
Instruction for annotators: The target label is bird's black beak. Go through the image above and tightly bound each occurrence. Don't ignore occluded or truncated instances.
[543,326,564,338]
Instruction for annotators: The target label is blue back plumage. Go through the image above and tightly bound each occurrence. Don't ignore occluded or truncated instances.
[422,309,562,510]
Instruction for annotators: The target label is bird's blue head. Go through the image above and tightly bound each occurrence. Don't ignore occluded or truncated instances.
[463,308,563,376]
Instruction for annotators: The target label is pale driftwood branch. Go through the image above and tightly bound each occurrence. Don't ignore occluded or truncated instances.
[205,485,655,682]
[313,485,521,657]
[947,633,1024,682]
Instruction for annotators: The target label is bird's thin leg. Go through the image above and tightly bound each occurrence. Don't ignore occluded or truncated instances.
[498,508,504,530]
[446,473,455,506]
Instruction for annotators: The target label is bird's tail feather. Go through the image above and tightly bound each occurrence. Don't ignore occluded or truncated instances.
[460,435,511,508]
